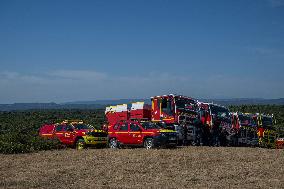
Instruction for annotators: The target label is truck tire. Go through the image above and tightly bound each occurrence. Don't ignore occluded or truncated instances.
[144,138,154,149]
[76,139,86,150]
[109,138,118,149]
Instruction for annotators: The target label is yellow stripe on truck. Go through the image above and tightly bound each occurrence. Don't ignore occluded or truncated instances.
[159,129,176,133]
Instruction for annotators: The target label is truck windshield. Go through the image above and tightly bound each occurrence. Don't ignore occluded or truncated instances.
[238,115,256,126]
[73,124,94,130]
[262,116,273,127]
[141,122,161,130]
[175,97,196,111]
[210,105,230,118]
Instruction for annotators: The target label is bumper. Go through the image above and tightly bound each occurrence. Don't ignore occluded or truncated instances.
[153,134,177,147]
[83,136,108,145]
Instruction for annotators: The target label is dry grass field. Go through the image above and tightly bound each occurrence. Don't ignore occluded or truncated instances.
[0,147,283,189]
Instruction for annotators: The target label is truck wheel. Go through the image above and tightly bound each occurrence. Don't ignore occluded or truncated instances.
[109,138,118,149]
[144,138,154,149]
[76,139,86,150]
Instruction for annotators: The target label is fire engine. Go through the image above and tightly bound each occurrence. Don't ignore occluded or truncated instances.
[232,113,258,147]
[256,114,277,148]
[39,120,108,149]
[151,94,199,145]
[198,102,233,146]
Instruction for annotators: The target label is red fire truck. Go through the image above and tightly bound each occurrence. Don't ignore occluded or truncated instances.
[232,113,258,147]
[151,94,199,145]
[198,102,233,146]
[108,120,177,149]
[39,120,108,149]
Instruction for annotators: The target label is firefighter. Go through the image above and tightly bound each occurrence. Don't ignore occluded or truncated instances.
[219,127,228,146]
[193,117,203,146]
[211,118,221,146]
[202,123,210,146]
[182,121,188,146]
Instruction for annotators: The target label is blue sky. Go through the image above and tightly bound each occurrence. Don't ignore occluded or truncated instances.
[0,0,283,103]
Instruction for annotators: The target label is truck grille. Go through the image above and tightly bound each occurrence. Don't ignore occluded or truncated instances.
[91,132,108,137]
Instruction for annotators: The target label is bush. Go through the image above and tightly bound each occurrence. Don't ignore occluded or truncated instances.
[0,133,64,154]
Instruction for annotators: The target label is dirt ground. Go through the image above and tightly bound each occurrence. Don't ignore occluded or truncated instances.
[0,147,283,189]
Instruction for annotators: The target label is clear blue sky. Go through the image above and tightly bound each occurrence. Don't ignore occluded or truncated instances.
[0,0,283,103]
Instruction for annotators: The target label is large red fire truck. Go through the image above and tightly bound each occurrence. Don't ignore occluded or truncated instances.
[232,113,258,146]
[151,94,199,145]
[198,102,234,146]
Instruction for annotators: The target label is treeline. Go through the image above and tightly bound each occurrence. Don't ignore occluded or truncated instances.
[0,105,284,154]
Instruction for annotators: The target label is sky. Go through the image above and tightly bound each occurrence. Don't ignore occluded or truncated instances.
[0,0,284,103]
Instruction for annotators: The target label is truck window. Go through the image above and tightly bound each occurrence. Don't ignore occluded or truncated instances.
[55,125,66,132]
[161,98,167,109]
[161,98,173,116]
[66,125,74,132]
[119,124,128,131]
[113,123,119,130]
[130,123,141,131]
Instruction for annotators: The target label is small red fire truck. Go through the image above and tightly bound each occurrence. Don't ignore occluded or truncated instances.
[39,120,107,149]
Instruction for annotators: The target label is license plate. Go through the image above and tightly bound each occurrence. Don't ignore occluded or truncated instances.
[96,137,106,141]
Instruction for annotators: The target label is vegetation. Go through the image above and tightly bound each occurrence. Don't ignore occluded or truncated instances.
[0,109,105,154]
[0,105,283,154]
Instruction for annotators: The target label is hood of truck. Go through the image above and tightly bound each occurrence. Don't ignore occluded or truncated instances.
[158,129,176,133]
[75,129,92,135]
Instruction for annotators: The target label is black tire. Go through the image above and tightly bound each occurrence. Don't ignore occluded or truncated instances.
[109,138,118,149]
[143,138,154,149]
[76,139,86,150]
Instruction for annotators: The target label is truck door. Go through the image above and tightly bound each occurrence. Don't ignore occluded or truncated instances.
[117,123,130,144]
[62,124,76,145]
[152,98,161,121]
[129,123,143,145]
[54,124,67,143]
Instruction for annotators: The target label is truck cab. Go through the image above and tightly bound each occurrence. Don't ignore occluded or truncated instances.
[151,94,198,124]
[108,120,177,149]
[151,94,199,144]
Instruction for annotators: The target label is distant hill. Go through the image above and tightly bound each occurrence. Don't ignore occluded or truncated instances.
[64,99,151,105]
[67,98,284,106]
[201,98,284,106]
[0,98,283,111]
[0,103,105,111]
